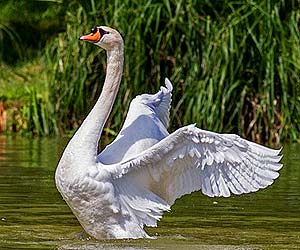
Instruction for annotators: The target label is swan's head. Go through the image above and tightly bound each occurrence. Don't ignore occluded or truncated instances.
[79,26,123,51]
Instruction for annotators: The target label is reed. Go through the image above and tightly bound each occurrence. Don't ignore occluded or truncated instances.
[1,0,300,144]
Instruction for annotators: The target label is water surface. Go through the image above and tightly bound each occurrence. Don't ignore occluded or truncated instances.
[0,136,299,249]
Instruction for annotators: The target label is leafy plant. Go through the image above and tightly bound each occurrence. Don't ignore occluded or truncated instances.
[1,0,300,145]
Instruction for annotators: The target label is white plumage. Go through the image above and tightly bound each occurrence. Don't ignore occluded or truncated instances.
[55,26,283,239]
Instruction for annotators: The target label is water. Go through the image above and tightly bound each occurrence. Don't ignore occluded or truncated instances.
[0,135,299,250]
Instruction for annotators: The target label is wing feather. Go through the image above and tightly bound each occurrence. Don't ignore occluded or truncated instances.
[113,176,170,229]
[108,124,282,206]
[133,78,173,128]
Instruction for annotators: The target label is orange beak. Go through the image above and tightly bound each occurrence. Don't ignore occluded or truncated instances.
[79,30,101,43]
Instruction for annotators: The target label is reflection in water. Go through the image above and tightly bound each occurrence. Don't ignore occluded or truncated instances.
[57,241,256,250]
[58,245,146,250]
[0,136,7,161]
[57,244,146,250]
[0,136,299,250]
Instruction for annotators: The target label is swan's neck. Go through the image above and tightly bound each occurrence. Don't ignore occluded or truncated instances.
[67,45,124,163]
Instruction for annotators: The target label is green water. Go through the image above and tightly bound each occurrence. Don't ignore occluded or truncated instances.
[0,136,299,250]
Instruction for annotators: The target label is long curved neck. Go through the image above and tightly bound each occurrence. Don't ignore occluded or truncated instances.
[68,44,124,162]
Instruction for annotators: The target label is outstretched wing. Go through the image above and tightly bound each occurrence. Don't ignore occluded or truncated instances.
[150,78,173,128]
[98,78,172,164]
[110,124,283,205]
[132,77,173,128]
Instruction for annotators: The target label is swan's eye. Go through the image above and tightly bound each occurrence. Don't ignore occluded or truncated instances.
[99,28,109,37]
[91,26,98,34]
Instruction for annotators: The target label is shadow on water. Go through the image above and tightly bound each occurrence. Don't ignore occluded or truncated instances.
[0,135,299,250]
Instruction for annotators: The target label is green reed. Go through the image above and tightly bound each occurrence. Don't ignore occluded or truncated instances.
[1,0,300,144]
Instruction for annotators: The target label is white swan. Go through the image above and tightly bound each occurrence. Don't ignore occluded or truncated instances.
[55,26,283,239]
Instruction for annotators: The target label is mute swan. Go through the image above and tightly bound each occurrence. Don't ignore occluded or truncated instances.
[55,26,283,239]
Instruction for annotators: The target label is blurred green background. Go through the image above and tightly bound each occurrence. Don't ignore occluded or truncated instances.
[0,0,299,145]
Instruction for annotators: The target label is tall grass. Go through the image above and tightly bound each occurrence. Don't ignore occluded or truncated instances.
[1,0,300,144]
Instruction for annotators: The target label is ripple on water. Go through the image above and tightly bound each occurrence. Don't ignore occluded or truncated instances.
[0,136,299,250]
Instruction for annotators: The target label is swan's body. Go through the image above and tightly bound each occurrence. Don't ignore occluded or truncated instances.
[55,26,283,239]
